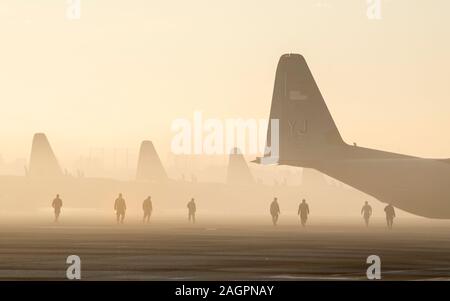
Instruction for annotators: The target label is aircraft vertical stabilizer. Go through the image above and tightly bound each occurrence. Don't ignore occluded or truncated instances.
[29,133,62,178]
[136,141,168,182]
[259,53,345,165]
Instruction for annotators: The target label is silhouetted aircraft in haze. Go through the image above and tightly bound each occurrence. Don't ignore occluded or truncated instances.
[3,133,356,214]
[255,53,450,219]
[0,131,370,216]
[0,54,390,217]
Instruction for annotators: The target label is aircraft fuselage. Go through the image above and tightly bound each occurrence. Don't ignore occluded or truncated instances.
[280,145,450,218]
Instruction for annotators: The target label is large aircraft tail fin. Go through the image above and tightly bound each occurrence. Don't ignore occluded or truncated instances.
[29,133,62,178]
[136,141,168,182]
[258,54,345,165]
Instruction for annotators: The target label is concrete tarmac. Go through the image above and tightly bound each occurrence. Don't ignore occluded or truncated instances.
[0,221,449,280]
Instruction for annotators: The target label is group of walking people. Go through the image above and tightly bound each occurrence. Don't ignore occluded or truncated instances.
[269,198,310,227]
[113,194,197,224]
[269,198,397,229]
[361,201,396,229]
[51,194,197,225]
[51,194,397,229]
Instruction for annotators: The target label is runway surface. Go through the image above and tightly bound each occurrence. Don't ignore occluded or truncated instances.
[0,221,450,280]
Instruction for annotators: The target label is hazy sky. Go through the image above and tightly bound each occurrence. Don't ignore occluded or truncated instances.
[1,0,450,167]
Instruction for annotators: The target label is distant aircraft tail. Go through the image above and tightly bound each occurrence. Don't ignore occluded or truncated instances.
[257,54,345,166]
[29,133,62,178]
[136,141,168,182]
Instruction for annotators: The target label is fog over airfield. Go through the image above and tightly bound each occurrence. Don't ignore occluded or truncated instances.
[0,1,449,221]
